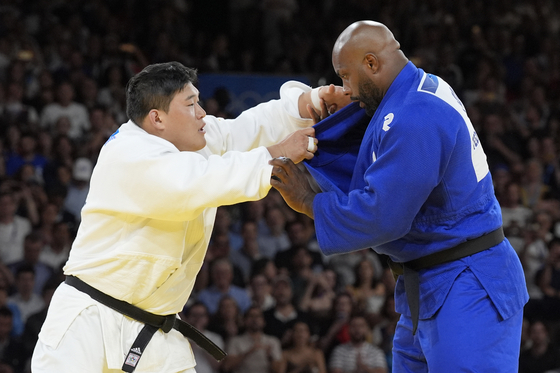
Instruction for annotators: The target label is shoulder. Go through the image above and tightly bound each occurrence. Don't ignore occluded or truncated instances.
[263,334,281,346]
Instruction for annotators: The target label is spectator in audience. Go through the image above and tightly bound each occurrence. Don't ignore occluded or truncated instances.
[275,219,323,273]
[519,320,560,373]
[318,292,354,358]
[97,63,129,124]
[0,191,32,265]
[0,306,26,373]
[3,81,39,130]
[223,306,283,373]
[251,258,279,284]
[501,181,534,254]
[38,221,71,270]
[4,132,47,180]
[289,246,323,306]
[299,268,337,323]
[372,295,399,369]
[521,210,555,299]
[180,302,224,373]
[539,136,560,199]
[521,158,551,209]
[207,295,243,345]
[2,177,40,226]
[480,112,525,172]
[258,206,291,259]
[249,273,275,311]
[81,105,112,161]
[264,274,310,345]
[7,264,44,324]
[329,250,383,288]
[279,321,327,373]
[42,135,74,193]
[62,157,92,221]
[8,231,54,295]
[346,259,386,326]
[197,258,251,315]
[213,207,243,252]
[230,220,262,284]
[35,202,57,247]
[328,315,388,373]
[21,277,60,363]
[40,81,90,140]
[525,238,560,323]
[0,284,23,338]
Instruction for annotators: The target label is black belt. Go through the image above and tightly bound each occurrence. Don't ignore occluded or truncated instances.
[65,275,227,372]
[387,227,504,335]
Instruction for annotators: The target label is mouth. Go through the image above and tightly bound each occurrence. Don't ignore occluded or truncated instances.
[199,122,206,133]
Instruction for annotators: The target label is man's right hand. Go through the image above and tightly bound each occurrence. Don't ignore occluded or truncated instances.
[267,128,317,164]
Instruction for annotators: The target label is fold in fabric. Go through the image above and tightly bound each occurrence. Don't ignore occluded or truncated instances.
[304,102,371,194]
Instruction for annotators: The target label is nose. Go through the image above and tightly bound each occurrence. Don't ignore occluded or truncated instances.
[197,103,206,119]
[342,84,352,95]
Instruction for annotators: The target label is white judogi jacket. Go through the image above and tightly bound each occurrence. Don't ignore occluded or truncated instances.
[37,81,311,372]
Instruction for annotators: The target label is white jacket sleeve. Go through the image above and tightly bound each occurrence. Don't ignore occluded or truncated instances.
[201,81,312,155]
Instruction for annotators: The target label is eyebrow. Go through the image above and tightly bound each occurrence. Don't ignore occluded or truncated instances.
[185,94,198,101]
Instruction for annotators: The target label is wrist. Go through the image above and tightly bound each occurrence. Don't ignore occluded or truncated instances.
[310,87,322,111]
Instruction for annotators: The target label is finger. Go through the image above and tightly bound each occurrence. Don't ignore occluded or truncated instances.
[320,98,329,119]
[307,136,315,152]
[272,165,287,177]
[270,157,297,172]
[299,126,315,136]
[306,104,321,124]
[269,158,289,169]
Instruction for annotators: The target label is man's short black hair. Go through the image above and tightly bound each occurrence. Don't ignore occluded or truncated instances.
[125,61,198,126]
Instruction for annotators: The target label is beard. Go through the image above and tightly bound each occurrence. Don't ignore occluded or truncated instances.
[355,76,383,116]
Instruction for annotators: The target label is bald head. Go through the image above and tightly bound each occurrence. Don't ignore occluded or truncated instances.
[332,21,408,114]
[334,21,399,57]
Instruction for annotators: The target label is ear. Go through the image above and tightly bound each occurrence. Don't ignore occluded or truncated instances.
[364,53,379,73]
[145,109,165,131]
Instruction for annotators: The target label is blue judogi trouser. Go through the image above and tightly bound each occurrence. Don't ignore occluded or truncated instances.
[392,269,523,373]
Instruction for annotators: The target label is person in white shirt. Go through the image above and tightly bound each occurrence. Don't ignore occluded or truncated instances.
[32,61,350,373]
[38,221,72,271]
[7,264,45,324]
[329,315,388,373]
[40,81,90,140]
[180,302,224,373]
[0,191,32,265]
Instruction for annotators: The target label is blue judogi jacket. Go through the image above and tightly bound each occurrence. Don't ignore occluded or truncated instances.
[305,62,528,320]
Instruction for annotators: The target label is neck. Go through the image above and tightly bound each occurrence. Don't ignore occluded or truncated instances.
[0,215,14,224]
[276,303,294,313]
[351,340,365,348]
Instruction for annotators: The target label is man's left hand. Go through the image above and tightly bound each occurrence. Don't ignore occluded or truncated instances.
[269,157,317,218]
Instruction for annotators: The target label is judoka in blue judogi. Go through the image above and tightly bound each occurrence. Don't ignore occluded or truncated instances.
[270,21,528,372]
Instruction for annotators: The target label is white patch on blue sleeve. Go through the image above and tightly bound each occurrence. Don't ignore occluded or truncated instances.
[418,73,489,182]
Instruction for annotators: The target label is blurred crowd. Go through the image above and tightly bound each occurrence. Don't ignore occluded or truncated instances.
[1,0,560,372]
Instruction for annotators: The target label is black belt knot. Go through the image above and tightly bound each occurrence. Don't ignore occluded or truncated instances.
[65,275,226,372]
[387,227,504,335]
